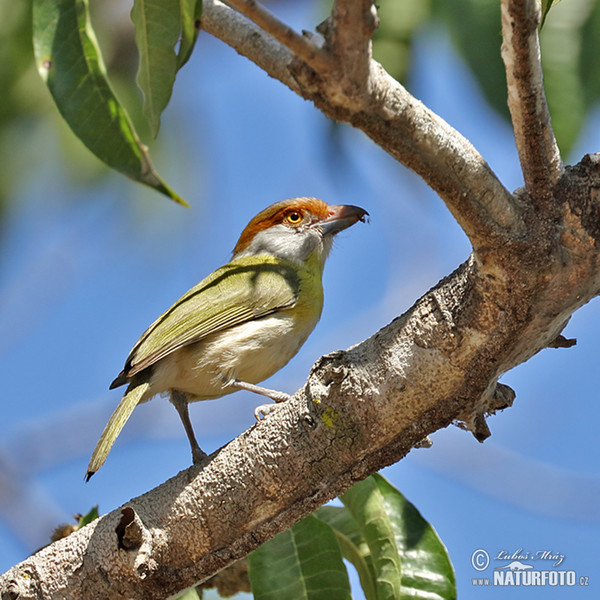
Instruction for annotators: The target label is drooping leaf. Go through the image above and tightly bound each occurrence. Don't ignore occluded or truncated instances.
[340,477,403,600]
[131,0,181,138]
[248,514,351,600]
[370,474,456,600]
[250,475,455,600]
[177,0,203,70]
[32,0,186,204]
[315,506,377,600]
[341,474,456,600]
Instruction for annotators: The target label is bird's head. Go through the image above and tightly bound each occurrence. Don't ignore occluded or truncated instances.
[232,198,368,266]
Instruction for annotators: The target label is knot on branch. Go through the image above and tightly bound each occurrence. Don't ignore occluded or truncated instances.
[458,382,516,442]
[114,507,159,580]
[547,334,576,349]
[2,580,21,600]
[116,507,145,551]
[309,350,348,389]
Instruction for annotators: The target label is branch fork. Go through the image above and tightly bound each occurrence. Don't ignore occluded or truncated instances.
[223,0,379,103]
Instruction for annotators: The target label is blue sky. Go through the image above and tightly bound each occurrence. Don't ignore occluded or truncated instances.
[0,2,598,598]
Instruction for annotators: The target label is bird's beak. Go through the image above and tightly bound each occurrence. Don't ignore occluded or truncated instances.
[320,204,369,236]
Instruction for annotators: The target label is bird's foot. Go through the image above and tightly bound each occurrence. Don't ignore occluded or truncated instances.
[228,379,291,421]
[254,402,284,421]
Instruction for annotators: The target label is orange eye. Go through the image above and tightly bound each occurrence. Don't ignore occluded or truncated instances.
[286,211,302,224]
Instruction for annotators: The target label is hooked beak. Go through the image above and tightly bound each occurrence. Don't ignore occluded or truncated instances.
[320,204,369,236]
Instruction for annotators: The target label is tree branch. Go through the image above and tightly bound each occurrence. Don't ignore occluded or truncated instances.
[224,0,332,71]
[4,151,600,597]
[326,0,378,89]
[202,0,519,250]
[501,0,564,204]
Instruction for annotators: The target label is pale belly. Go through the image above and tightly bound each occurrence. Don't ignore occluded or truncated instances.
[148,312,318,401]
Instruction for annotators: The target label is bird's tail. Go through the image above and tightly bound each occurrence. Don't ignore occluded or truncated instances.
[86,382,150,481]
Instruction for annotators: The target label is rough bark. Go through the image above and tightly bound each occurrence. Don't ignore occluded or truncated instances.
[3,0,600,598]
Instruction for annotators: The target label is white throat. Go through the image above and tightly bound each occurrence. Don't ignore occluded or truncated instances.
[234,223,333,266]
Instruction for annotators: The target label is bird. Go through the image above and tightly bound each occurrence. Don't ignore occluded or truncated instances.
[86,197,368,480]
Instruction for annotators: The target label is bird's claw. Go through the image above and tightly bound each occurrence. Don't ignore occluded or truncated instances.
[254,402,283,421]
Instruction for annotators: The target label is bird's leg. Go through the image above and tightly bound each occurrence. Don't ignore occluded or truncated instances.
[170,390,207,464]
[231,379,291,402]
[230,379,291,420]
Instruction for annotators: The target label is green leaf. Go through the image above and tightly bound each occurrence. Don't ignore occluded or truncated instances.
[541,0,563,29]
[315,506,377,600]
[32,0,186,205]
[76,505,99,529]
[248,514,351,600]
[131,0,180,138]
[177,0,203,70]
[314,506,367,552]
[341,475,456,600]
[373,474,455,600]
[341,478,403,600]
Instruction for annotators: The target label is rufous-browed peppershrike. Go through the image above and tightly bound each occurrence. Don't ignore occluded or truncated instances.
[86,198,368,479]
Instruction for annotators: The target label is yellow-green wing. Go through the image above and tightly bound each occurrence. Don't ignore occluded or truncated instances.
[121,255,301,379]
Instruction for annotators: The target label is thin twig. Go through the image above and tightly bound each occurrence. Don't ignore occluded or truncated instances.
[327,0,378,88]
[501,0,563,204]
[224,0,332,71]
